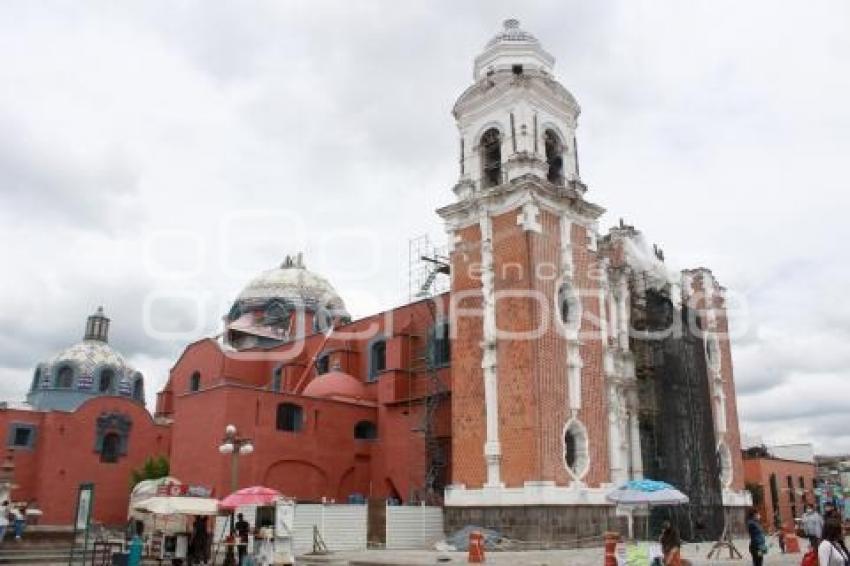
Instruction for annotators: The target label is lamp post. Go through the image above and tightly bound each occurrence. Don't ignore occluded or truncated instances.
[219,424,253,566]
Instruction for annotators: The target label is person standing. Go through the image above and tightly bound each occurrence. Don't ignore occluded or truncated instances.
[190,515,210,565]
[818,517,850,566]
[11,505,24,541]
[0,501,8,544]
[747,507,767,566]
[234,513,250,566]
[803,505,825,549]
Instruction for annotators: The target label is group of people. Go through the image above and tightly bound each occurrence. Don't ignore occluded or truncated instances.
[747,504,850,566]
[0,500,27,542]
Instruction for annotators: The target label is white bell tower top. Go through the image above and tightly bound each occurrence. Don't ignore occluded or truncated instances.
[451,20,583,199]
[474,19,555,80]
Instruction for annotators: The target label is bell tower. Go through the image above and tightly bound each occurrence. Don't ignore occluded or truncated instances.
[439,20,613,521]
[452,19,581,201]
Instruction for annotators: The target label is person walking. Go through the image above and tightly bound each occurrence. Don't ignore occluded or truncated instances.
[803,505,825,549]
[234,513,251,566]
[818,517,850,566]
[747,507,768,566]
[659,521,681,565]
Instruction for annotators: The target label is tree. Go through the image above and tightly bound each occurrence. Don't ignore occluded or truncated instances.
[129,455,170,489]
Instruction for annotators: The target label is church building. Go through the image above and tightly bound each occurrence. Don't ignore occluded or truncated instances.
[0,20,750,542]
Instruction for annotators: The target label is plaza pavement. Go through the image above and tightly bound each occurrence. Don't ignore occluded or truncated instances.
[298,539,806,565]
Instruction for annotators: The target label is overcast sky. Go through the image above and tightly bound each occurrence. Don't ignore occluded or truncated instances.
[1,1,848,454]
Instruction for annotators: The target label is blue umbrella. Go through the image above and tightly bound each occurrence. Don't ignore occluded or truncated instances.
[606,479,689,506]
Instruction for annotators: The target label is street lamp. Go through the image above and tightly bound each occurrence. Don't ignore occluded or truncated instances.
[219,424,253,566]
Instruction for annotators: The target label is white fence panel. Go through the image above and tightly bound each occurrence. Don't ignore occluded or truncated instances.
[385,505,444,549]
[291,504,367,555]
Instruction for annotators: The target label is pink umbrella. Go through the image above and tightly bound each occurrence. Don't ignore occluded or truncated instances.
[219,486,282,510]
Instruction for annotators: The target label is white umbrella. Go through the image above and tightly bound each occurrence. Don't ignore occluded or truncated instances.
[134,496,220,516]
[607,479,689,540]
[606,479,689,506]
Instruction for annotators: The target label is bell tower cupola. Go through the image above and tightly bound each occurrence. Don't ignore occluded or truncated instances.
[452,19,583,199]
[84,306,110,343]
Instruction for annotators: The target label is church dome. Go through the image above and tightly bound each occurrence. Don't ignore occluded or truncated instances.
[225,254,350,350]
[235,254,347,313]
[302,370,370,402]
[28,307,145,411]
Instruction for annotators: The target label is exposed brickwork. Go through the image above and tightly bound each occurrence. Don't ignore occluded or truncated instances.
[449,223,486,488]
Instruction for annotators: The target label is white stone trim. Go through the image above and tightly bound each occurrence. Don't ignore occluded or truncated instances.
[722,488,753,507]
[516,201,542,232]
[445,481,613,507]
[479,212,502,488]
[718,440,733,488]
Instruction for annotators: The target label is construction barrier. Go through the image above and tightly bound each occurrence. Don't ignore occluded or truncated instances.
[604,531,619,566]
[468,530,485,563]
[785,530,801,554]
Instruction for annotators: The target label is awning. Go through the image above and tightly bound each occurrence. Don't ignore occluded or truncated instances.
[133,496,220,516]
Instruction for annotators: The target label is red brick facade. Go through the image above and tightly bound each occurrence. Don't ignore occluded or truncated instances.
[744,456,816,530]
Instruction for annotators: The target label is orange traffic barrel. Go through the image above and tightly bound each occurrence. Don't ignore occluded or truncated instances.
[604,531,620,566]
[468,530,485,563]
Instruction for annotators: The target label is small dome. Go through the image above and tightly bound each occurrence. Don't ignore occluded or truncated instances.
[28,307,145,411]
[302,371,369,402]
[49,340,130,379]
[473,19,556,80]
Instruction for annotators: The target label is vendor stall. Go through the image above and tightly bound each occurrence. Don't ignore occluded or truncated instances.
[128,479,219,564]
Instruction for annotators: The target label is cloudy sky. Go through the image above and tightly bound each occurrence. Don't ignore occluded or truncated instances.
[1,1,848,453]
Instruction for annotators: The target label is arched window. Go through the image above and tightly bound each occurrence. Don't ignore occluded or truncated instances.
[32,368,42,390]
[56,366,74,389]
[132,377,144,401]
[769,473,780,520]
[271,367,283,392]
[276,403,303,432]
[354,420,378,440]
[316,354,330,376]
[368,340,386,382]
[545,129,564,185]
[562,419,589,479]
[428,322,451,368]
[99,369,115,393]
[189,372,201,392]
[557,282,580,330]
[480,128,502,188]
[312,308,333,334]
[565,430,577,469]
[101,432,121,463]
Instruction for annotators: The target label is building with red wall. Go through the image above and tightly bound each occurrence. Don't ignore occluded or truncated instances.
[743,445,817,531]
[0,308,170,525]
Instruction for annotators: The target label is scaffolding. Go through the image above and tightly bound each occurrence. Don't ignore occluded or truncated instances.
[408,235,450,302]
[403,235,451,504]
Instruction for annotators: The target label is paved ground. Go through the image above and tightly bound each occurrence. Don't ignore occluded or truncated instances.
[298,539,807,565]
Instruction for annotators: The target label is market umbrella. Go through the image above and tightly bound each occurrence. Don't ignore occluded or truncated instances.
[607,479,689,540]
[219,486,282,510]
[135,496,220,516]
[606,479,689,506]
